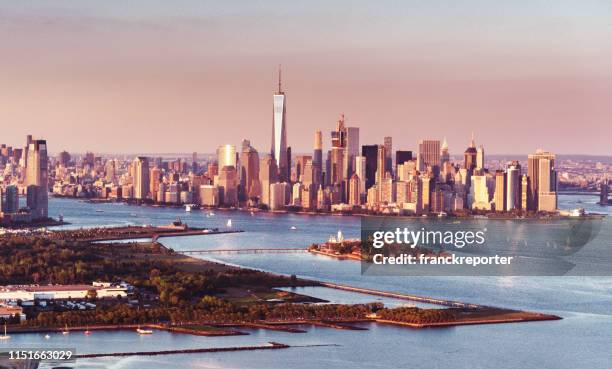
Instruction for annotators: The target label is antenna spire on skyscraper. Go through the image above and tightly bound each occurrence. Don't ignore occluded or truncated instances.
[278,64,282,93]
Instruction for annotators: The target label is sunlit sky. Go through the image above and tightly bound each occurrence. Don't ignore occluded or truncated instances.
[1,1,611,155]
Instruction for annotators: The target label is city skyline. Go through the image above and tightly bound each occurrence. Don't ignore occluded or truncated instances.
[2,1,612,155]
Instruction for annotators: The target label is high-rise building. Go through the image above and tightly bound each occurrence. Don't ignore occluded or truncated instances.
[218,166,238,206]
[395,151,413,166]
[354,156,367,196]
[217,144,237,169]
[330,115,348,186]
[133,156,150,200]
[239,143,260,201]
[464,134,477,172]
[361,145,378,190]
[295,155,311,183]
[440,137,450,167]
[476,145,485,170]
[313,131,323,186]
[418,140,441,172]
[269,182,289,210]
[25,138,48,218]
[376,145,386,185]
[528,150,557,212]
[259,154,278,207]
[349,174,361,206]
[493,170,506,212]
[506,162,521,211]
[346,126,360,176]
[521,174,530,210]
[271,67,288,182]
[383,136,393,174]
[3,185,19,213]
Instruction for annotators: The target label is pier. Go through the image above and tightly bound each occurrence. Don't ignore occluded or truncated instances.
[318,282,482,309]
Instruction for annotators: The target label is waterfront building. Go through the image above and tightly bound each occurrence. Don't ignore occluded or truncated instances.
[292,182,303,206]
[349,174,361,206]
[301,183,315,210]
[506,163,521,211]
[2,186,19,213]
[471,173,492,210]
[271,67,289,182]
[25,138,48,218]
[379,175,395,204]
[133,156,150,200]
[199,185,220,207]
[383,136,393,175]
[493,170,506,212]
[218,166,238,206]
[528,150,557,212]
[239,143,260,202]
[313,130,323,186]
[259,154,278,207]
[269,182,289,210]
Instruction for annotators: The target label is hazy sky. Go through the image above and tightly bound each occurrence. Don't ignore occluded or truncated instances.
[1,1,611,155]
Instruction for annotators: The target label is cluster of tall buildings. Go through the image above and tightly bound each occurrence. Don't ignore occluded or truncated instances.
[0,135,49,223]
[0,69,561,218]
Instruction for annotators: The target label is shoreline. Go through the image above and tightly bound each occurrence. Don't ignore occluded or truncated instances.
[51,195,606,221]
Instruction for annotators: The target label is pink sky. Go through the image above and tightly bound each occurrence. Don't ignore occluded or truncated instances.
[1,1,611,155]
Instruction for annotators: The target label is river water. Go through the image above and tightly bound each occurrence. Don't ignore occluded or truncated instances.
[5,196,610,369]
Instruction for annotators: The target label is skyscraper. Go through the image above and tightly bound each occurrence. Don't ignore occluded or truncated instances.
[376,144,386,185]
[217,144,237,169]
[239,143,260,200]
[418,139,441,172]
[313,130,323,186]
[133,156,150,200]
[259,154,278,207]
[330,115,348,189]
[361,145,378,190]
[527,150,557,212]
[506,163,521,211]
[383,136,392,174]
[464,134,478,172]
[346,126,360,176]
[25,138,48,219]
[271,67,288,182]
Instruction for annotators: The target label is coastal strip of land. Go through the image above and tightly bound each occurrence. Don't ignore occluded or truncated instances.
[74,342,340,359]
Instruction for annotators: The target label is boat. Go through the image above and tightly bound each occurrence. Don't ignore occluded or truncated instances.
[136,326,153,335]
[84,326,91,335]
[62,324,69,335]
[290,226,297,230]
[185,204,193,212]
[95,209,104,213]
[227,219,232,228]
[250,211,255,216]
[0,324,10,340]
[44,334,50,339]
